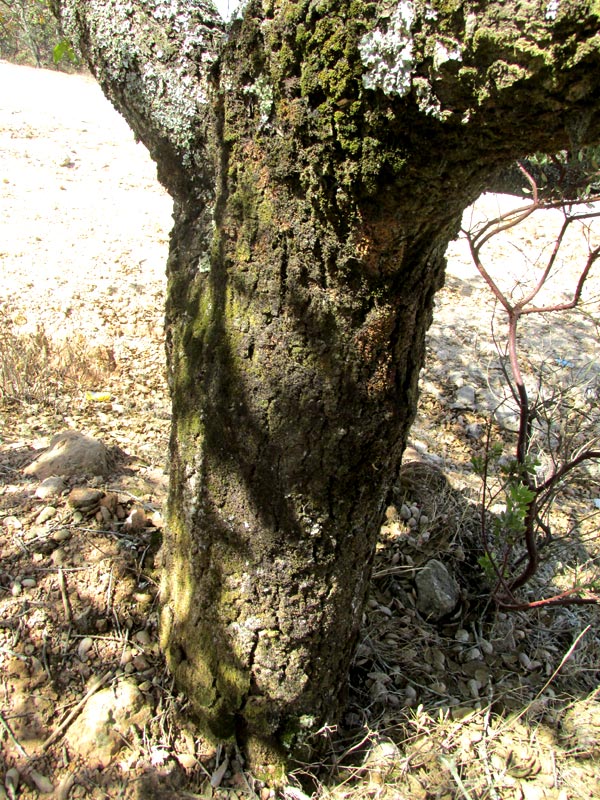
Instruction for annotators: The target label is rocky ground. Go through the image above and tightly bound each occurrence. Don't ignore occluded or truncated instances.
[0,62,599,800]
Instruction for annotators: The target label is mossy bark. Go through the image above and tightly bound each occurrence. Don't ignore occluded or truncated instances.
[52,0,600,773]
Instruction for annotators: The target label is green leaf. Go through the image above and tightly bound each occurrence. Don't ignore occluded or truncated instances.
[53,39,77,65]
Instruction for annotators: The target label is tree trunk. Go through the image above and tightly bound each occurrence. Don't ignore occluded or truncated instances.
[50,0,600,775]
[160,122,453,773]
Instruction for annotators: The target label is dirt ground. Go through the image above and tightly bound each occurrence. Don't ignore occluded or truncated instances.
[1,62,599,799]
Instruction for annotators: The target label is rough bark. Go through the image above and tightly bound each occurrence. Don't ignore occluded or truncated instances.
[52,0,600,775]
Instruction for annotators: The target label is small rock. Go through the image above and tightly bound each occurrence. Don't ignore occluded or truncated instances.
[50,548,67,565]
[35,476,67,500]
[455,629,470,643]
[493,407,520,432]
[399,504,411,520]
[29,770,53,794]
[5,767,20,797]
[11,581,22,597]
[51,528,72,542]
[415,559,460,621]
[36,505,57,524]
[134,630,151,646]
[132,655,150,671]
[362,738,402,783]
[412,439,429,453]
[98,505,113,524]
[519,652,533,670]
[68,487,103,511]
[479,638,494,655]
[78,637,94,662]
[2,515,22,531]
[124,507,147,531]
[24,430,110,479]
[150,510,163,527]
[99,493,118,514]
[21,577,36,589]
[465,423,483,439]
[520,782,548,800]
[176,753,198,771]
[453,385,476,409]
[65,679,151,767]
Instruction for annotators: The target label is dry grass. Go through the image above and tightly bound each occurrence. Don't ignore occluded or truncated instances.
[0,316,115,405]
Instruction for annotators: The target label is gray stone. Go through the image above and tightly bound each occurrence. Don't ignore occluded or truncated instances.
[452,385,476,409]
[35,476,67,500]
[415,559,460,621]
[465,422,483,439]
[24,430,110,480]
[493,406,520,432]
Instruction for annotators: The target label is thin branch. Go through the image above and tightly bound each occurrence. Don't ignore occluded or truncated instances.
[0,710,29,758]
[497,589,598,611]
[524,244,600,314]
[536,448,600,495]
[516,215,570,309]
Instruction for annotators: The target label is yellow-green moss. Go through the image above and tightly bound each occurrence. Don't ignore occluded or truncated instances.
[425,0,462,12]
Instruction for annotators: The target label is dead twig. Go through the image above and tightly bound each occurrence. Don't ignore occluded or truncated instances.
[57,567,72,625]
[0,709,29,758]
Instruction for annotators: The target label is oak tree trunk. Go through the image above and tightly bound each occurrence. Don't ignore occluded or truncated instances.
[50,0,600,774]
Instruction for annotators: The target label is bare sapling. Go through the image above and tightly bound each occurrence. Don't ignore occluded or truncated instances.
[463,164,600,610]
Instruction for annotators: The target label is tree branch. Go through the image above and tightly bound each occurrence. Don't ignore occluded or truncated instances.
[49,0,227,197]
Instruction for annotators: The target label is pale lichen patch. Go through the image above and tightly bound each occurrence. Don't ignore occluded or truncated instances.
[358,1,416,96]
[433,40,461,70]
[358,2,462,120]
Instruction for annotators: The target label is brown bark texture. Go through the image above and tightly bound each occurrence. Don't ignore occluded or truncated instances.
[52,0,600,773]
